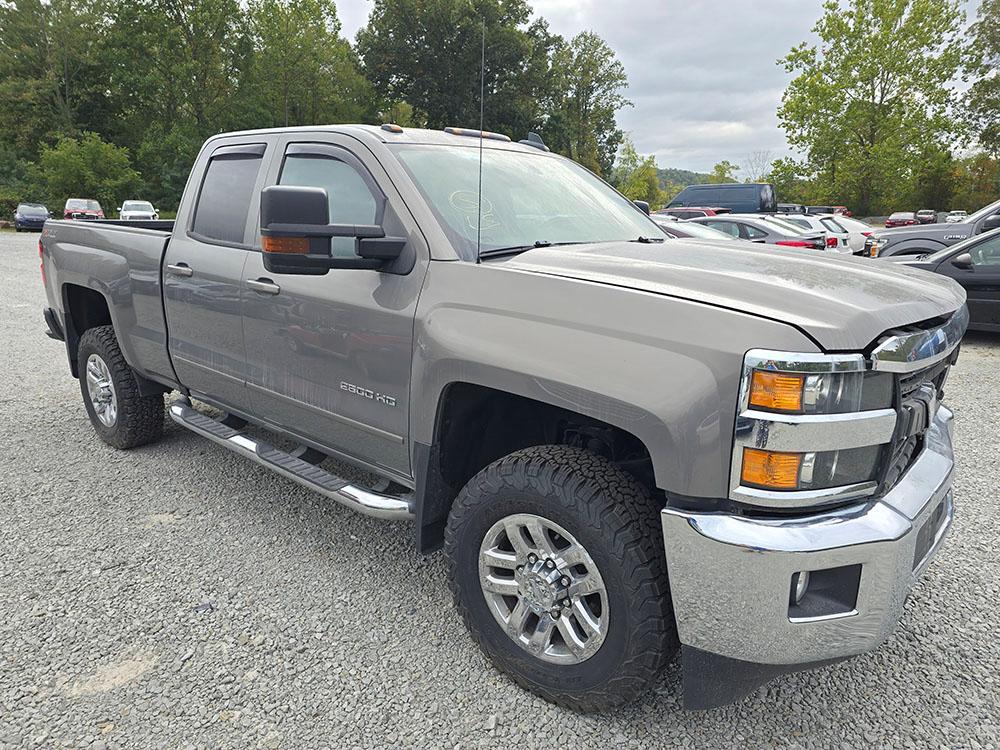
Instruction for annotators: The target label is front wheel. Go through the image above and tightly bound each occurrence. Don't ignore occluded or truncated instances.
[77,326,164,449]
[445,445,678,712]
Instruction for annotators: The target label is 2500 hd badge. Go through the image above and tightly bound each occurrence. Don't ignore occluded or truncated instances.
[340,381,397,407]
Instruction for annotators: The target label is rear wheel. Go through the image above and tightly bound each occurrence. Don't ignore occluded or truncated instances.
[445,445,677,712]
[77,326,164,449]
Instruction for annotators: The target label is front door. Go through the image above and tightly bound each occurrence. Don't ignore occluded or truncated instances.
[241,136,428,478]
[163,140,273,411]
[937,233,1000,331]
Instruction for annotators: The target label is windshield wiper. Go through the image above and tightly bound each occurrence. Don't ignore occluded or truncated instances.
[478,240,583,259]
[628,236,665,243]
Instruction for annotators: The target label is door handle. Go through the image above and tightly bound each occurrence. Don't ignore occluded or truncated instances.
[166,262,193,277]
[247,278,281,295]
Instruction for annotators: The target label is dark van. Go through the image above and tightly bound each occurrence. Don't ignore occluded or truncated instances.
[668,183,777,213]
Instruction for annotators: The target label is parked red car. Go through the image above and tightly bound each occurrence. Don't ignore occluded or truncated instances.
[884,211,918,228]
[64,198,104,220]
[654,206,732,220]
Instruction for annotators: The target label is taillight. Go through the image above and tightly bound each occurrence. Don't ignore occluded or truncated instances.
[826,236,838,248]
[39,239,46,285]
[862,231,872,237]
[775,240,812,248]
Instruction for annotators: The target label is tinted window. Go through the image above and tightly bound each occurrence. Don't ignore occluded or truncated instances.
[192,153,264,244]
[744,224,767,239]
[787,218,811,229]
[279,154,380,258]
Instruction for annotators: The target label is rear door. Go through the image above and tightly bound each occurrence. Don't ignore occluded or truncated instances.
[163,138,275,410]
[936,234,1000,330]
[240,134,428,478]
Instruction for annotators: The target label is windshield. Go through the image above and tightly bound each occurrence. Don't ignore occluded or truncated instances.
[671,221,736,240]
[123,201,153,211]
[66,199,101,210]
[391,144,659,260]
[17,204,47,216]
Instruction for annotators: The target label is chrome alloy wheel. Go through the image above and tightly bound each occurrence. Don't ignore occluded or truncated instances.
[478,513,609,664]
[85,353,118,427]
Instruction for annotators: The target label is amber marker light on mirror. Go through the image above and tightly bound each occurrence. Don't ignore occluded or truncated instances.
[262,236,310,254]
[748,371,805,412]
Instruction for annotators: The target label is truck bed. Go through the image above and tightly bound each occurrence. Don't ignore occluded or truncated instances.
[41,219,177,388]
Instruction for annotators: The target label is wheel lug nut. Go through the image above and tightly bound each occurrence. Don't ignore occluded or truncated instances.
[560,576,570,586]
[545,559,555,569]
[527,553,537,564]
[551,610,561,619]
[562,599,571,608]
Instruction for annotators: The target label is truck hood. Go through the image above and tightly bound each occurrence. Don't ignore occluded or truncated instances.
[502,239,966,351]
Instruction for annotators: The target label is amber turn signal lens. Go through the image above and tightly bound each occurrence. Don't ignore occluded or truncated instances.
[262,236,310,254]
[749,371,804,412]
[741,448,802,489]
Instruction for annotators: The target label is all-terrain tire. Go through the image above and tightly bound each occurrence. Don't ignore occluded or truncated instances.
[77,325,164,449]
[445,445,678,712]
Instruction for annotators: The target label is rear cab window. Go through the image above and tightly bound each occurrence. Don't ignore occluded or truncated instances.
[191,143,267,246]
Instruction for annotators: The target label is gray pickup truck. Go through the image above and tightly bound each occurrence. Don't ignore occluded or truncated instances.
[867,197,1000,257]
[40,124,967,711]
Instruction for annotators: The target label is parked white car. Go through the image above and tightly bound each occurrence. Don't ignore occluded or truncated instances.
[778,213,852,253]
[118,200,159,221]
[946,210,968,223]
[829,215,876,254]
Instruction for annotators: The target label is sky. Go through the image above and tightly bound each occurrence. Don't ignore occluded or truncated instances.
[336,0,982,174]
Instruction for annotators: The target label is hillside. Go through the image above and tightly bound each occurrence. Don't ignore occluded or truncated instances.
[657,167,710,189]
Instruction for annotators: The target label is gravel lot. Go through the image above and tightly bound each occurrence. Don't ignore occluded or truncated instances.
[2,228,999,749]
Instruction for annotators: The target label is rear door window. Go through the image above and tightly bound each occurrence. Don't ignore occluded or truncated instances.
[191,145,266,245]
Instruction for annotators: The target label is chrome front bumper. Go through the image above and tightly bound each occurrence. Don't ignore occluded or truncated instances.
[662,404,955,666]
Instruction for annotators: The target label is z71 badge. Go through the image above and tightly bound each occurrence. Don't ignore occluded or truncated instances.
[340,381,397,407]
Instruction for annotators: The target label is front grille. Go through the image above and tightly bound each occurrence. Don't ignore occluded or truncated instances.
[879,360,951,492]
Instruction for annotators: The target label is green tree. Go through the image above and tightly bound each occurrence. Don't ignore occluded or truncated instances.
[34,133,141,211]
[542,31,630,176]
[357,0,559,138]
[610,137,662,207]
[965,0,1000,155]
[245,0,373,128]
[951,153,1000,211]
[778,0,965,215]
[0,0,109,154]
[765,157,809,203]
[707,160,739,183]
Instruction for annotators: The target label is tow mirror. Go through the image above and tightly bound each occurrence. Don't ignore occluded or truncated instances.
[259,185,404,274]
[951,252,973,270]
[633,200,650,215]
[981,214,1000,233]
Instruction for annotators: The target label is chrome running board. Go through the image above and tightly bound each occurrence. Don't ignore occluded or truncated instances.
[168,401,413,520]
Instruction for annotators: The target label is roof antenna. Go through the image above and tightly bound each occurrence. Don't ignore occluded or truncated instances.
[475,19,485,264]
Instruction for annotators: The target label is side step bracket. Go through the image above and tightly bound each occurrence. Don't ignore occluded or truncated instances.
[168,401,413,521]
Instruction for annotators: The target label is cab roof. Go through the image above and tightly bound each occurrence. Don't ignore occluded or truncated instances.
[204,124,548,154]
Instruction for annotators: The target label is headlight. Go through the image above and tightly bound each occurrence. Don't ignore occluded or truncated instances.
[731,350,896,508]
